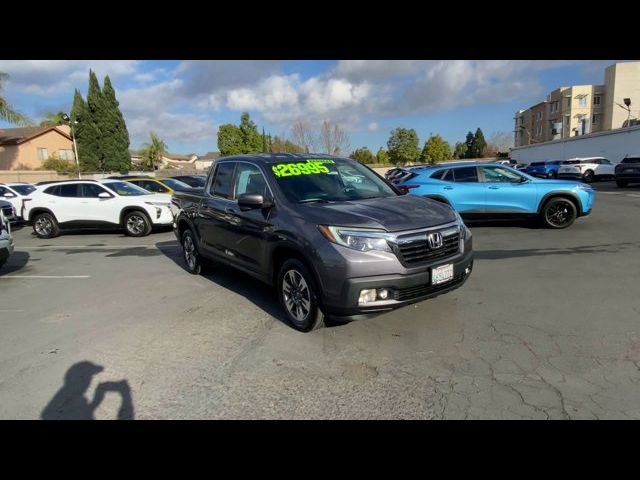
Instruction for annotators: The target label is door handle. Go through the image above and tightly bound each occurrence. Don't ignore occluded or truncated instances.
[443,186,454,190]
[488,186,500,189]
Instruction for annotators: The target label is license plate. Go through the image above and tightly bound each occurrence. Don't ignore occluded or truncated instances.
[431,264,454,285]
[624,168,637,173]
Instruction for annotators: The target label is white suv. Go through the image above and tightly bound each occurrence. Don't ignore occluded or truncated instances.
[0,182,37,220]
[557,157,615,183]
[23,180,174,238]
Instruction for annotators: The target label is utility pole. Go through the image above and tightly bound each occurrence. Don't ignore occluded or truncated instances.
[62,113,81,179]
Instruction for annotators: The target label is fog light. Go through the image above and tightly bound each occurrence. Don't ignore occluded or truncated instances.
[377,289,389,300]
[358,289,377,305]
[465,267,471,275]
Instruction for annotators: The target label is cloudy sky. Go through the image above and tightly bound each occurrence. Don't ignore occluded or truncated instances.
[0,60,623,154]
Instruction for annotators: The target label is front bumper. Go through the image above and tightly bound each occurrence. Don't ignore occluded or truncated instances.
[150,207,174,226]
[615,173,640,182]
[323,249,474,321]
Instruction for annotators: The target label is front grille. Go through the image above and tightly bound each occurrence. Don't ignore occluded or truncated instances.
[394,272,465,301]
[395,230,460,266]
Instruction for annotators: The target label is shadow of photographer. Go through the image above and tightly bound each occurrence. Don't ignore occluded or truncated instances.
[41,361,134,420]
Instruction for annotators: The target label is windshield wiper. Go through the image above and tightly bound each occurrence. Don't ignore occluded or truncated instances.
[298,198,331,204]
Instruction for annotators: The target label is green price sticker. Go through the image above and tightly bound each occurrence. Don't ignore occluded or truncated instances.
[272,159,334,177]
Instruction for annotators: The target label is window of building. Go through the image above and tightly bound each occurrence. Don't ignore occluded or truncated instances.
[58,149,75,161]
[593,95,601,105]
[578,96,587,107]
[566,97,572,108]
[592,114,600,125]
[37,148,48,161]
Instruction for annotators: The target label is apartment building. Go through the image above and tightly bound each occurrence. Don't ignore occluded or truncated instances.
[514,62,640,147]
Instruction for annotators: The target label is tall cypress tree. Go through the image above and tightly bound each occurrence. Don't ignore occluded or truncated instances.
[474,128,487,158]
[102,76,131,172]
[84,70,104,171]
[464,131,475,158]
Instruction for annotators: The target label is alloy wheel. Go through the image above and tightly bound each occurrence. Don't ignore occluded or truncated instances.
[282,269,311,322]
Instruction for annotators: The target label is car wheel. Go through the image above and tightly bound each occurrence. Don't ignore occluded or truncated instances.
[0,258,6,270]
[33,212,60,239]
[582,169,594,183]
[541,198,577,229]
[278,259,325,332]
[616,180,628,187]
[181,228,207,275]
[549,171,557,179]
[123,211,152,237]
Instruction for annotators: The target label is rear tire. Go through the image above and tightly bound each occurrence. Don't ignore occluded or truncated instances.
[33,212,60,239]
[616,179,628,187]
[277,259,325,332]
[123,211,152,237]
[541,198,577,229]
[582,169,594,183]
[181,228,208,275]
[548,170,557,179]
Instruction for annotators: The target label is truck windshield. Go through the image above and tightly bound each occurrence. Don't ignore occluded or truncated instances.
[621,157,640,164]
[269,158,397,203]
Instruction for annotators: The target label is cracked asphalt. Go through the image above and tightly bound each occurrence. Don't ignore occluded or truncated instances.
[1,181,639,419]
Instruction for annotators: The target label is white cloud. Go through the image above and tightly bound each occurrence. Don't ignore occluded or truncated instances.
[127,112,215,147]
[367,122,379,132]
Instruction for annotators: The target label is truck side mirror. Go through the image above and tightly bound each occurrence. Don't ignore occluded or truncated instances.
[238,193,272,211]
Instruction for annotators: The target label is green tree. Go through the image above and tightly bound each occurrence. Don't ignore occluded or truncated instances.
[375,147,390,165]
[387,128,420,166]
[139,131,168,170]
[419,135,452,164]
[39,111,67,127]
[75,70,105,171]
[217,124,245,156]
[271,136,304,153]
[102,76,131,172]
[349,147,376,164]
[239,112,262,153]
[474,128,487,158]
[464,131,475,158]
[453,142,468,159]
[0,72,32,125]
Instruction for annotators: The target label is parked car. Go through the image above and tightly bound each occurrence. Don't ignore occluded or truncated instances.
[614,156,640,187]
[172,154,474,332]
[525,160,565,179]
[106,175,152,180]
[0,199,17,223]
[557,157,615,182]
[22,179,173,238]
[0,183,36,220]
[170,175,207,188]
[0,209,15,271]
[125,177,192,194]
[390,162,596,229]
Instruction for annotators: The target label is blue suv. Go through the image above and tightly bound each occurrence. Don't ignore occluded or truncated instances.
[525,160,564,179]
[387,162,596,229]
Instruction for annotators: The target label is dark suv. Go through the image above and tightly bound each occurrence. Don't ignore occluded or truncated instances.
[171,154,474,332]
[615,156,640,187]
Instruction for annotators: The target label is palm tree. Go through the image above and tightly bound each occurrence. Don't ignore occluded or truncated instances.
[39,111,67,127]
[139,131,168,170]
[0,72,32,126]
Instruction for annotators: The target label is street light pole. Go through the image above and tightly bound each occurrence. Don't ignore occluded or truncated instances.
[62,113,81,179]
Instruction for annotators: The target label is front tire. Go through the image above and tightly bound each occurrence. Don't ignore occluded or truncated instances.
[616,179,628,187]
[582,169,594,183]
[541,198,577,229]
[277,259,325,332]
[548,170,557,179]
[123,211,152,237]
[33,212,60,239]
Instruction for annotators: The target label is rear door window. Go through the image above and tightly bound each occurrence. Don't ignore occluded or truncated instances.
[58,184,80,197]
[453,167,478,183]
[210,162,236,199]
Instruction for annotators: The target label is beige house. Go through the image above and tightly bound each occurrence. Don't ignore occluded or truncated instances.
[0,125,74,170]
[514,62,640,147]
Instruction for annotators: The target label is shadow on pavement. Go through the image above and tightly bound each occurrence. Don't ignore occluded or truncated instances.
[153,240,338,328]
[0,251,30,275]
[465,218,542,230]
[41,361,134,420]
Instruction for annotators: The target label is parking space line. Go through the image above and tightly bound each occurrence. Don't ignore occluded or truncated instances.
[0,275,91,279]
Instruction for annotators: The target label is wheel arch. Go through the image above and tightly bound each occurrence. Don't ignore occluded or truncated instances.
[28,207,56,223]
[270,244,322,294]
[538,192,582,216]
[119,206,151,225]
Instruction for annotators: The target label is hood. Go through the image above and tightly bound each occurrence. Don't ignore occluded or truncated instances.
[294,194,456,232]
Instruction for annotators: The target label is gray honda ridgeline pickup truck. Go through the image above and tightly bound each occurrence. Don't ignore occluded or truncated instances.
[171,154,474,332]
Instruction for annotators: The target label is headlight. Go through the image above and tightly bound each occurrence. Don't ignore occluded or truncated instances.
[318,225,393,252]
